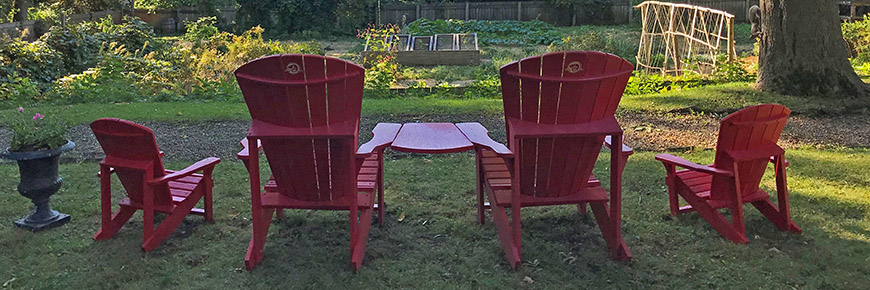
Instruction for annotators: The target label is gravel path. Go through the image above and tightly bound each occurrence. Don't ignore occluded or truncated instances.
[1,112,867,162]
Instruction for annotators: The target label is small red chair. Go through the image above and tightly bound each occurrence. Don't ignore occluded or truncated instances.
[235,54,399,271]
[461,51,635,269]
[656,104,801,243]
[91,118,220,251]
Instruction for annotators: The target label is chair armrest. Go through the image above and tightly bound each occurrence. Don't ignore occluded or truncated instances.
[357,123,401,157]
[655,154,733,176]
[148,157,221,185]
[725,144,785,163]
[236,138,261,160]
[604,135,633,156]
[507,116,623,139]
[456,122,513,157]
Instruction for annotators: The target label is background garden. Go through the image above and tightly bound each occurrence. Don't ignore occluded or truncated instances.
[1,0,869,288]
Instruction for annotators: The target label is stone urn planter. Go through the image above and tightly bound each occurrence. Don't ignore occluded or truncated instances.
[1,141,75,231]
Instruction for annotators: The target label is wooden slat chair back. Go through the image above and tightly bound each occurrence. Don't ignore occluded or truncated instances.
[236,54,365,203]
[711,104,790,201]
[236,54,398,271]
[655,104,801,243]
[461,51,633,269]
[499,51,632,198]
[90,118,220,252]
[91,119,170,205]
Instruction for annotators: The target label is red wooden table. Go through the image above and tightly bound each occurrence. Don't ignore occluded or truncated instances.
[390,123,477,153]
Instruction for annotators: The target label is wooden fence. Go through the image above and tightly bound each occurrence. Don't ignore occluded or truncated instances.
[380,0,759,25]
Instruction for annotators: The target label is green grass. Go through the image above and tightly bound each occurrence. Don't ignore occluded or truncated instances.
[5,82,866,128]
[1,148,868,288]
[621,82,870,116]
[1,99,504,126]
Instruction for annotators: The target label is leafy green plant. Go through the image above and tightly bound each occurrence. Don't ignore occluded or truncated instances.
[364,55,398,98]
[0,34,65,83]
[183,16,220,42]
[712,54,755,83]
[7,107,67,152]
[405,18,562,46]
[548,31,638,63]
[0,72,40,103]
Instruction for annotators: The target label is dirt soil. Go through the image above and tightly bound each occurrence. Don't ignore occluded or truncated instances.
[1,112,866,162]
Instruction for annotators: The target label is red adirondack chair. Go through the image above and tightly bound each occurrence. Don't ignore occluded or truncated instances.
[90,118,220,251]
[655,104,801,243]
[235,54,399,271]
[457,51,634,269]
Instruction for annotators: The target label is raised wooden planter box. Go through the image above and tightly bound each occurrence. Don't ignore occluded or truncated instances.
[363,33,480,66]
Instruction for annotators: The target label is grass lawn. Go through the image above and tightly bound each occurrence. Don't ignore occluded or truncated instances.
[1,149,868,288]
[1,84,869,288]
[5,81,868,126]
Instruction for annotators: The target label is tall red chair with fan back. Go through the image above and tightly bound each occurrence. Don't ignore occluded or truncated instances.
[235,54,399,271]
[91,118,220,251]
[656,104,801,243]
[458,51,635,269]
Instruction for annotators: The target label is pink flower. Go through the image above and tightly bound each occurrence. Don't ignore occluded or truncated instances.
[17,107,23,112]
[33,113,44,120]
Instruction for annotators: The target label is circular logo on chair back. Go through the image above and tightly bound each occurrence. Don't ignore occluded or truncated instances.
[565,61,583,73]
[285,62,301,74]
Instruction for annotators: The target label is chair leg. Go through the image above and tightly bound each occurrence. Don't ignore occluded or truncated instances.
[351,206,374,271]
[576,203,587,215]
[377,153,385,225]
[485,189,521,269]
[589,202,632,260]
[679,189,749,243]
[245,208,275,270]
[476,155,486,225]
[142,190,204,252]
[204,182,214,223]
[752,200,802,233]
[94,205,137,240]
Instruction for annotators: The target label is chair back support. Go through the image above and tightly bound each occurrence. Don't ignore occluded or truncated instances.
[90,118,171,205]
[235,54,365,202]
[500,51,633,197]
[711,104,790,200]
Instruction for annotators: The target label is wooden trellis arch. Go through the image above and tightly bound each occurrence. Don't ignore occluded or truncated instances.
[635,1,736,76]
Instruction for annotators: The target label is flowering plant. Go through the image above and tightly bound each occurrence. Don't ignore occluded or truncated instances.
[7,107,68,152]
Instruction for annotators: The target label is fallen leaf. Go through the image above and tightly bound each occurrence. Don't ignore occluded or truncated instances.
[523,276,534,284]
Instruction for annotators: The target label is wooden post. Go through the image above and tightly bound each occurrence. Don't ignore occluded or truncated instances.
[727,18,736,61]
[627,0,633,23]
[465,2,470,20]
[416,4,420,21]
[517,2,522,21]
[663,5,677,76]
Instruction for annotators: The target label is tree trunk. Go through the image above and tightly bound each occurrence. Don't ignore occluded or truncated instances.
[12,0,30,22]
[757,0,869,97]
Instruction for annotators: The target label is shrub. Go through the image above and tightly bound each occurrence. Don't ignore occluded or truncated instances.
[0,35,66,84]
[183,16,220,42]
[0,73,41,104]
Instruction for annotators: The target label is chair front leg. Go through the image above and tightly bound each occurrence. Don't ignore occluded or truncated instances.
[142,170,155,244]
[476,150,486,225]
[203,167,215,223]
[378,151,385,225]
